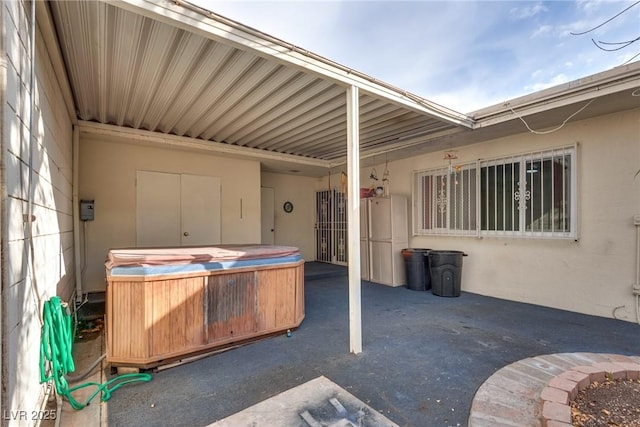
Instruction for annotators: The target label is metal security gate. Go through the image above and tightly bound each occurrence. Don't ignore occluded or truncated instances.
[315,190,348,265]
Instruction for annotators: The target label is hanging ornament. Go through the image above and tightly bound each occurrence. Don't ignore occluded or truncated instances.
[382,157,390,196]
[444,151,458,174]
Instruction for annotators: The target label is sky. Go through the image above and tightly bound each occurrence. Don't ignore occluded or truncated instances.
[190,0,640,113]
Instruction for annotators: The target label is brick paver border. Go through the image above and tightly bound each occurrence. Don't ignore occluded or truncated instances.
[540,358,640,426]
[468,353,640,427]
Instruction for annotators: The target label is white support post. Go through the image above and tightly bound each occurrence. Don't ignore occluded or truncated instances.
[346,85,362,354]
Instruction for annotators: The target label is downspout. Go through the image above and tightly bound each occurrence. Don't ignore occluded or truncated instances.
[634,215,640,324]
[73,126,83,303]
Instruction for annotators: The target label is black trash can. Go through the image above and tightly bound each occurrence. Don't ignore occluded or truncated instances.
[429,250,465,297]
[401,248,431,291]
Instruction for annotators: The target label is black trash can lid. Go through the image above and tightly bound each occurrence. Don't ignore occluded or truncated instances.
[429,250,467,255]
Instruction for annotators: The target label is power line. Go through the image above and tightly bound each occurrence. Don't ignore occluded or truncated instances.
[570,1,640,36]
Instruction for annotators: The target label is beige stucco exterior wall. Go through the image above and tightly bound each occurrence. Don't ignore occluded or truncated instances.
[261,172,316,261]
[1,1,75,422]
[387,108,639,321]
[78,132,262,292]
[316,108,639,321]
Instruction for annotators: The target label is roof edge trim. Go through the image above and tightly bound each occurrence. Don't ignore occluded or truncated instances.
[471,61,640,127]
[78,121,332,168]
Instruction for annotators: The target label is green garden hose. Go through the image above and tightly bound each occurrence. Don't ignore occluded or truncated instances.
[39,296,152,410]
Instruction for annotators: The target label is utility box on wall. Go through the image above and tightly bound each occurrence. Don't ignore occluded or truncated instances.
[80,200,95,221]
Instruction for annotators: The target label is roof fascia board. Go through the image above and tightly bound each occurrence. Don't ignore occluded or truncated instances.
[108,0,474,129]
[330,126,464,168]
[78,121,332,168]
[473,63,640,128]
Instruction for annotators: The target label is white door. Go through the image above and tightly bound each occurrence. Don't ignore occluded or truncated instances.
[181,174,221,245]
[369,197,392,241]
[261,187,275,245]
[360,198,370,280]
[370,241,393,285]
[136,171,221,247]
[136,171,181,247]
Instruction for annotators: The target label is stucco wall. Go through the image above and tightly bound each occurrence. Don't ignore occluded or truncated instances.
[395,109,639,321]
[315,109,639,321]
[78,132,262,292]
[261,172,316,261]
[1,1,75,423]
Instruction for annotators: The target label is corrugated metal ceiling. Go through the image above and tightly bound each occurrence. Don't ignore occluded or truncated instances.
[48,0,474,175]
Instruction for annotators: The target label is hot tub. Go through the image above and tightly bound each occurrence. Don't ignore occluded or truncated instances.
[105,245,304,369]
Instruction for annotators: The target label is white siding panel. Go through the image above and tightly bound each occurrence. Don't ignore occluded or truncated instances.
[5,239,27,289]
[5,150,28,202]
[4,103,29,162]
[4,56,20,113]
[2,0,75,422]
[6,197,26,244]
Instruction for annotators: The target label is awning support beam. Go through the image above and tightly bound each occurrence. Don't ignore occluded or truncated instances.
[346,85,362,354]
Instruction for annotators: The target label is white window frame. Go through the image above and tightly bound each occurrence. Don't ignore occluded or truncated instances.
[412,162,477,236]
[412,144,578,239]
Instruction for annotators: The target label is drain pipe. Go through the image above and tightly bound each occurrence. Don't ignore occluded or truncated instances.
[634,215,640,324]
[72,126,83,303]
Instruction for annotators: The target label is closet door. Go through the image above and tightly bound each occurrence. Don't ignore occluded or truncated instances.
[136,171,181,247]
[181,174,221,246]
[136,171,221,247]
[360,198,370,280]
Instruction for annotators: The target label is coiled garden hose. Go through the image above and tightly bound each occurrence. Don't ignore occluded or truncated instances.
[39,296,152,410]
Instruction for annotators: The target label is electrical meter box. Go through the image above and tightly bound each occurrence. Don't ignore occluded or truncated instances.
[80,200,94,221]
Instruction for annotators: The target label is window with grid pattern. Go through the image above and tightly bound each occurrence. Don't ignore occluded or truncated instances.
[413,163,477,236]
[480,146,575,238]
[413,145,577,239]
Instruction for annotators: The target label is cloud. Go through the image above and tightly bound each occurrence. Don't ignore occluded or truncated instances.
[531,24,552,38]
[197,1,346,59]
[575,0,608,14]
[510,2,548,20]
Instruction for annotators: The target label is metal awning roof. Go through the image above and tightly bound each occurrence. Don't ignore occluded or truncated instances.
[46,0,640,177]
[47,0,474,176]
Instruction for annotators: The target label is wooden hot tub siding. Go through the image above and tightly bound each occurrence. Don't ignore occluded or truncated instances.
[106,260,304,369]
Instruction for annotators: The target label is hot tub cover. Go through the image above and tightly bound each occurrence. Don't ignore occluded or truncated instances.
[105,244,300,269]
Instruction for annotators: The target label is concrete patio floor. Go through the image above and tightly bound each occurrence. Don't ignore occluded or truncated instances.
[66,262,639,426]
